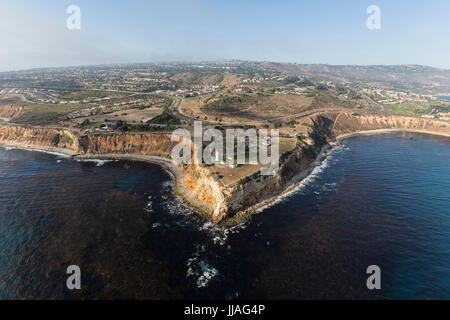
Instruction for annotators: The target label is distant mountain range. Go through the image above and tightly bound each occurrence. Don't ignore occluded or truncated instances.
[2,60,450,94]
[256,62,450,94]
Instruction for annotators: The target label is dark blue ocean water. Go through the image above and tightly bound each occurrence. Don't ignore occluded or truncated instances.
[0,132,449,299]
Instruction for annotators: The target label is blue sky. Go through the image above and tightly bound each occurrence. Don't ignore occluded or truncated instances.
[0,0,449,71]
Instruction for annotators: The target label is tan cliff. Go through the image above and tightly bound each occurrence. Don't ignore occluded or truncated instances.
[181,163,226,222]
[0,125,79,151]
[0,105,32,120]
[0,113,449,224]
[332,113,449,137]
[77,133,178,158]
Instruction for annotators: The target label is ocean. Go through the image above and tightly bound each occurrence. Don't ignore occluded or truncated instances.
[0,131,449,299]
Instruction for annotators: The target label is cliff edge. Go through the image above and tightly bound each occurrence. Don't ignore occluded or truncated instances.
[0,113,448,224]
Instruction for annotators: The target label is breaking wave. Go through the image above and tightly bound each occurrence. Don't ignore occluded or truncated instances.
[186,244,219,288]
[76,159,117,166]
[254,146,344,213]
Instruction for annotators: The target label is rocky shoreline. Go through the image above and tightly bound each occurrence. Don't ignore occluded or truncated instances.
[224,128,450,226]
[3,127,449,227]
[1,113,449,225]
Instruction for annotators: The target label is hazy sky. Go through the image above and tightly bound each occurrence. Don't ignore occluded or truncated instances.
[0,0,449,71]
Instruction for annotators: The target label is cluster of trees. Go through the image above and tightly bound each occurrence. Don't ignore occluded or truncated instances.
[147,109,181,125]
[115,120,176,132]
[316,84,328,91]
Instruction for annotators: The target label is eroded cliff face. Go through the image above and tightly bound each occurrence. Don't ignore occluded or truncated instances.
[77,133,178,158]
[181,164,226,223]
[0,124,79,151]
[332,113,449,136]
[0,124,181,157]
[0,105,32,120]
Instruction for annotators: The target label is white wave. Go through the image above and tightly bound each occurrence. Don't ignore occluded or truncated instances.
[1,146,71,158]
[212,236,224,245]
[320,182,338,193]
[186,245,219,288]
[161,167,175,182]
[145,201,153,213]
[197,263,219,288]
[158,179,240,243]
[254,149,335,213]
[76,159,117,166]
[199,221,214,231]
[46,151,71,158]
[158,170,249,246]
[199,220,248,245]
[164,195,195,218]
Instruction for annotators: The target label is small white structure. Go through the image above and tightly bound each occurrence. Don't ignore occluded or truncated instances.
[229,162,238,169]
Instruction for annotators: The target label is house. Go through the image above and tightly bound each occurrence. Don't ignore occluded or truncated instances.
[99,122,118,131]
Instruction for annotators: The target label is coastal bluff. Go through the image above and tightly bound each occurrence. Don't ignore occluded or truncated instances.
[0,113,448,224]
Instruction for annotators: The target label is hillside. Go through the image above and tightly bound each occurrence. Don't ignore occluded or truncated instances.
[258,62,450,94]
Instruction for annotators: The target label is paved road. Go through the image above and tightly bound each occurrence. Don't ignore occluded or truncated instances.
[7,84,379,127]
[167,97,248,127]
[19,94,34,104]
[167,97,193,125]
[361,94,384,112]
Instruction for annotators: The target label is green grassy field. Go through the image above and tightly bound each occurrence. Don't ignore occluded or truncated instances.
[14,103,90,125]
[0,97,28,106]
[383,102,434,116]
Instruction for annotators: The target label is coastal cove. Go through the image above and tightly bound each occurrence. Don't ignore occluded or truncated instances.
[1,131,449,299]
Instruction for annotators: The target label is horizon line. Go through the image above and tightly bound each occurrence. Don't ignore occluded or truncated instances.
[1,59,449,74]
